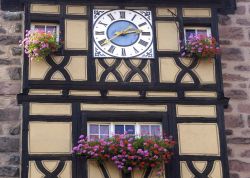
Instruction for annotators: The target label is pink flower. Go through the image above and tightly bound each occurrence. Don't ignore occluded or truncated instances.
[128,167,132,171]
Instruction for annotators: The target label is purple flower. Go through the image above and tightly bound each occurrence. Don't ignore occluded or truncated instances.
[128,167,132,171]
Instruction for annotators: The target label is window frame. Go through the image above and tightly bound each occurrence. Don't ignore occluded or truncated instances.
[31,22,60,42]
[87,121,162,139]
[184,26,211,42]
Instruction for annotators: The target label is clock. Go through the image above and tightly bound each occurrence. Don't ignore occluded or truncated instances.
[93,9,154,59]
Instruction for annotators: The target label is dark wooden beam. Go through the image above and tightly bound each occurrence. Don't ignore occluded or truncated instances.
[1,0,236,14]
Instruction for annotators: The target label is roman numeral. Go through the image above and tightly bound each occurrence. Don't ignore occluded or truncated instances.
[131,14,137,21]
[95,31,105,35]
[133,47,139,54]
[107,13,115,21]
[138,39,148,47]
[98,21,108,27]
[120,11,125,19]
[138,22,147,27]
[122,48,126,56]
[108,45,116,53]
[98,39,106,46]
[141,32,151,36]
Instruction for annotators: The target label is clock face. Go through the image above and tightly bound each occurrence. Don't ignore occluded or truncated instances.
[93,9,154,59]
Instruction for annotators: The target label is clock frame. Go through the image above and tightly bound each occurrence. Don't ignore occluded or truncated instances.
[93,9,155,59]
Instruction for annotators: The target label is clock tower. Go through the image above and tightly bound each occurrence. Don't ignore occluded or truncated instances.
[0,0,235,177]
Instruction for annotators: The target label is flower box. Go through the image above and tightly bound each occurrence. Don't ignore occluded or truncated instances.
[73,134,175,177]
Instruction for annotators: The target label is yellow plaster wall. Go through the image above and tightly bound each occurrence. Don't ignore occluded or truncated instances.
[30,103,72,116]
[30,4,60,14]
[28,122,72,154]
[156,21,180,51]
[182,8,211,17]
[65,19,88,50]
[178,123,220,156]
[176,105,217,118]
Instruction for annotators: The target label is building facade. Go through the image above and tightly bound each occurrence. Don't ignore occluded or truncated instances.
[2,0,249,178]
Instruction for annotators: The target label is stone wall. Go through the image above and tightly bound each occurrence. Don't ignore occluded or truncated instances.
[219,0,250,178]
[0,11,22,178]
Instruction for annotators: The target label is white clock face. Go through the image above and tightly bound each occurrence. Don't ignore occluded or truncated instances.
[93,9,154,59]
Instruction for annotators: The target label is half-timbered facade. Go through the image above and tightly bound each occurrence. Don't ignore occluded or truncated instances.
[1,0,236,177]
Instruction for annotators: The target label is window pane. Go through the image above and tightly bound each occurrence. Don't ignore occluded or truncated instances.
[185,29,196,40]
[125,125,135,135]
[197,29,207,36]
[89,124,99,134]
[151,125,161,136]
[34,25,45,31]
[140,125,150,136]
[46,26,57,34]
[100,125,109,135]
[115,125,124,134]
[89,135,99,141]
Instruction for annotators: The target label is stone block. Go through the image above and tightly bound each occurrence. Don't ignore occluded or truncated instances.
[3,12,22,21]
[0,58,21,65]
[8,67,21,80]
[0,108,20,121]
[236,18,250,26]
[229,160,250,172]
[225,115,244,128]
[0,36,21,45]
[227,137,250,144]
[241,150,250,157]
[9,125,20,135]
[0,82,21,95]
[230,173,240,178]
[221,48,244,61]
[225,90,248,100]
[235,65,250,71]
[223,82,232,88]
[225,129,233,135]
[223,73,248,81]
[0,166,19,177]
[11,47,22,56]
[220,39,232,45]
[0,137,19,152]
[235,6,246,14]
[218,15,231,25]
[0,27,6,34]
[14,23,22,33]
[239,83,247,88]
[238,104,250,114]
[8,155,20,165]
[219,27,244,40]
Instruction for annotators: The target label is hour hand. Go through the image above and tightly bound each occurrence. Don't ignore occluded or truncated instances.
[101,31,123,45]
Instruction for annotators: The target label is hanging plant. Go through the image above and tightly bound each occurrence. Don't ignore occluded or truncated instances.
[181,34,220,60]
[73,134,175,176]
[20,30,60,61]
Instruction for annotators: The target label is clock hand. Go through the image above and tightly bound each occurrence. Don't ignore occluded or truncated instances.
[102,26,133,45]
[123,29,142,35]
[114,25,133,35]
[101,31,123,45]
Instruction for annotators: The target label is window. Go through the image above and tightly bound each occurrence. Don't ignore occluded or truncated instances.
[31,23,60,42]
[184,27,211,42]
[87,122,162,140]
[88,123,110,140]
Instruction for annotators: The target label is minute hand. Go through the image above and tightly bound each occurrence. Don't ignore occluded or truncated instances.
[123,29,142,35]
